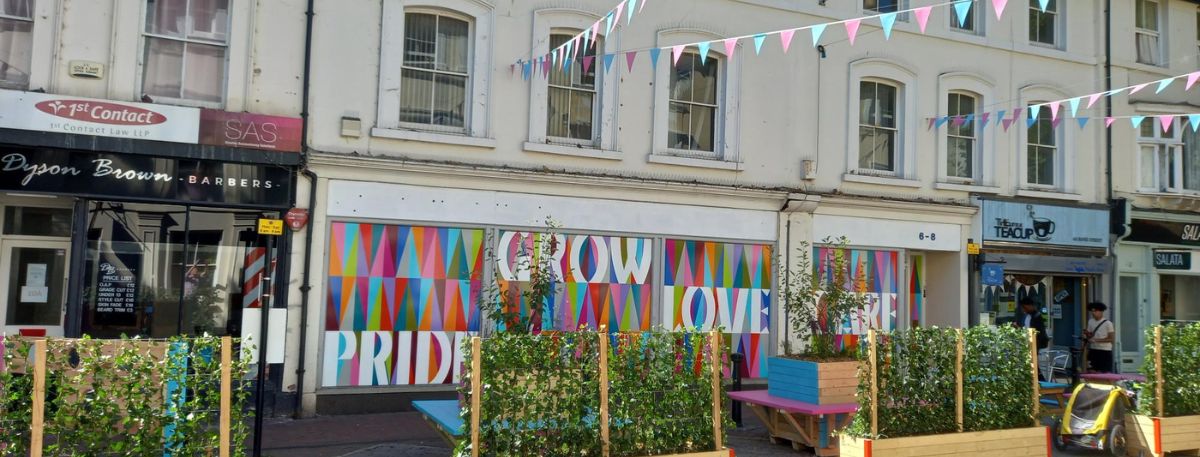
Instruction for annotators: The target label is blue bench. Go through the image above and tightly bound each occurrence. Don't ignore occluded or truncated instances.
[413,400,464,444]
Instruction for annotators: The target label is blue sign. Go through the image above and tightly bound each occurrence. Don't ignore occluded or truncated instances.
[981,200,1109,249]
[981,264,1005,286]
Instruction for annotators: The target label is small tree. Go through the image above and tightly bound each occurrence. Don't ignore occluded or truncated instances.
[781,236,870,360]
[480,217,562,334]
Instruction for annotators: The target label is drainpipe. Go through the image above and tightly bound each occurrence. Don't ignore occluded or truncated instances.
[1103,0,1123,370]
[292,0,316,419]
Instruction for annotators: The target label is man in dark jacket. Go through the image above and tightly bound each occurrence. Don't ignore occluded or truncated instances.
[1016,297,1050,350]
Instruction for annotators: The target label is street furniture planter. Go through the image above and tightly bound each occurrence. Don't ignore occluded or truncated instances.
[1125,414,1200,457]
[767,357,859,405]
[840,426,1050,457]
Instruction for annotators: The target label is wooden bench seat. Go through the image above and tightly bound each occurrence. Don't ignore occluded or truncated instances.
[729,390,857,456]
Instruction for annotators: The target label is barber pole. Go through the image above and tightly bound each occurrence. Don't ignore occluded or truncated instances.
[242,247,276,309]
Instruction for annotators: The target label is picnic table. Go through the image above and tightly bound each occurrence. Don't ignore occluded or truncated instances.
[729,390,857,456]
[413,400,463,445]
[1080,372,1146,384]
[1039,381,1070,414]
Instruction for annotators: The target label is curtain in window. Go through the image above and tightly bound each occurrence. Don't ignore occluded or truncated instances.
[1136,33,1159,65]
[400,13,469,128]
[1184,129,1200,191]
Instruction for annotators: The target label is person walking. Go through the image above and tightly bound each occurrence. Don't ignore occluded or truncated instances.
[1017,297,1050,350]
[1084,302,1115,373]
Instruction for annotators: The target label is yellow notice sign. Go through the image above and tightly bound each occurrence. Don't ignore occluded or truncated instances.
[257,219,284,236]
[966,243,981,255]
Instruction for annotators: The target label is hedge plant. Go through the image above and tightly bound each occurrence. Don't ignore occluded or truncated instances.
[0,335,251,456]
[845,326,1035,439]
[1138,322,1200,417]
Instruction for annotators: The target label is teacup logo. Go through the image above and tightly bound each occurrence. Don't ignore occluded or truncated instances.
[1031,216,1056,241]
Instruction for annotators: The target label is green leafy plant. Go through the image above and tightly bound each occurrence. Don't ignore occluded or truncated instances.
[781,237,870,360]
[479,217,563,334]
[1138,323,1200,417]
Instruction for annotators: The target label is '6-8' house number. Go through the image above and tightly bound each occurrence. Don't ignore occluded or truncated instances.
[919,232,937,241]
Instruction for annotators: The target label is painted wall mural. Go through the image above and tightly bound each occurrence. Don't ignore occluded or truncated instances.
[815,247,900,348]
[495,231,654,332]
[663,239,772,378]
[322,222,484,387]
[909,254,924,328]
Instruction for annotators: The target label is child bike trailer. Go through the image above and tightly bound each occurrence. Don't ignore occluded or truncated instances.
[1053,383,1130,456]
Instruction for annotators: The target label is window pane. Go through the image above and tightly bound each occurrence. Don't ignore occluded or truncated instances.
[437,16,469,74]
[1140,145,1157,188]
[569,89,595,140]
[1137,32,1160,65]
[952,4,975,30]
[865,0,899,13]
[0,0,33,18]
[690,104,715,152]
[877,84,897,128]
[143,36,185,99]
[860,127,894,171]
[188,0,230,43]
[146,0,187,37]
[693,56,719,105]
[5,246,66,326]
[1185,128,1200,190]
[1140,121,1155,138]
[1137,0,1158,30]
[859,82,876,125]
[948,138,974,178]
[548,35,571,87]
[1031,146,1055,185]
[3,206,73,237]
[399,68,433,124]
[668,102,691,149]
[433,73,466,127]
[548,86,571,138]
[670,54,695,102]
[0,17,33,86]
[859,126,878,169]
[181,42,225,102]
[404,13,437,69]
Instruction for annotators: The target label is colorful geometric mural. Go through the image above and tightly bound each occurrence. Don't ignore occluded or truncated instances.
[495,231,653,332]
[909,254,924,328]
[322,223,484,387]
[815,247,899,348]
[662,239,772,378]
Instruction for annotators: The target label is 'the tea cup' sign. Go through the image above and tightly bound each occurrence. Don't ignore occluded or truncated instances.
[981,200,1109,249]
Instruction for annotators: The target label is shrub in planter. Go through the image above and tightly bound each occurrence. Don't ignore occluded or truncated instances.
[1126,323,1200,457]
[768,237,868,405]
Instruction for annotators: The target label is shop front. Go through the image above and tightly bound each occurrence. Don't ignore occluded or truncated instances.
[973,199,1111,355]
[0,89,300,341]
[1115,215,1200,371]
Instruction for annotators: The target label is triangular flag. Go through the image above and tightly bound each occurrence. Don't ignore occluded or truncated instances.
[1048,101,1060,120]
[1087,93,1103,109]
[724,38,738,58]
[951,115,966,127]
[626,0,636,23]
[551,48,558,67]
[602,53,615,72]
[1105,117,1116,128]
[1026,117,1037,129]
[1013,107,1024,121]
[581,27,590,51]
[1029,105,1041,120]
[780,29,795,53]
[996,110,1007,124]
[880,13,898,40]
[522,61,531,80]
[1068,98,1081,117]
[811,24,826,46]
[981,112,992,127]
[1002,118,1015,131]
[539,56,548,77]
[1130,83,1150,94]
[1038,0,1049,12]
[697,41,711,64]
[625,51,637,71]
[1156,78,1174,94]
[592,21,601,45]
[574,35,583,58]
[564,40,573,61]
[936,116,951,128]
[1131,116,1146,128]
[914,6,933,33]
[1188,72,1200,90]
[927,118,937,130]
[844,19,862,46]
[605,12,615,35]
[562,57,572,72]
[582,56,595,74]
[1159,115,1174,133]
[613,3,625,27]
[954,0,972,27]
[1051,117,1063,129]
[1189,114,1200,131]
[992,0,1009,19]
[671,45,685,66]
[649,48,661,68]
[1077,117,1090,129]
[640,0,647,12]
[964,114,975,126]
[753,34,766,54]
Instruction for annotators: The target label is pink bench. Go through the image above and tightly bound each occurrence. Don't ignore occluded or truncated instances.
[729,390,857,456]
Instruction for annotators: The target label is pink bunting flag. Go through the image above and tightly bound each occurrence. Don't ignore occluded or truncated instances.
[992,0,1009,19]
[582,56,594,74]
[1188,72,1200,90]
[724,38,738,58]
[640,0,647,12]
[1105,117,1116,128]
[1087,93,1103,109]
[1129,83,1150,94]
[1002,118,1015,131]
[914,6,933,33]
[951,116,966,127]
[625,51,637,71]
[980,112,991,125]
[613,2,625,27]
[572,36,582,58]
[1159,115,1175,133]
[542,57,551,77]
[1048,101,1061,120]
[844,19,862,46]
[928,118,936,130]
[671,45,685,66]
[592,21,602,44]
[780,29,795,53]
[1051,117,1063,129]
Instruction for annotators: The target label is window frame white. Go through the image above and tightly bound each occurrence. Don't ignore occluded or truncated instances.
[1134,0,1165,66]
[377,0,493,141]
[1137,119,1186,193]
[847,58,917,180]
[949,1,983,35]
[135,0,236,108]
[526,8,619,156]
[0,1,37,90]
[1028,0,1063,49]
[651,28,741,164]
[1017,87,1074,192]
[937,73,995,186]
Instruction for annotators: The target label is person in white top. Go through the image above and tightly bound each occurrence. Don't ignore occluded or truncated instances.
[1084,302,1115,373]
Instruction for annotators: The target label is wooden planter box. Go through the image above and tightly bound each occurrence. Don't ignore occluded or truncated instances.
[767,357,859,405]
[1125,414,1200,457]
[840,426,1049,457]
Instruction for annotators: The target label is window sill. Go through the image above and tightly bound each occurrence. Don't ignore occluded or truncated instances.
[842,173,922,188]
[371,127,497,149]
[934,182,1001,194]
[523,142,622,161]
[1015,188,1084,201]
[648,153,742,171]
[142,94,224,110]
[1134,190,1200,199]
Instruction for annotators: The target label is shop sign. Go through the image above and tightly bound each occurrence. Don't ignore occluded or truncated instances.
[1153,251,1192,270]
[285,208,309,231]
[981,263,1005,286]
[1127,219,1200,247]
[0,147,292,207]
[981,200,1109,249]
[0,89,301,153]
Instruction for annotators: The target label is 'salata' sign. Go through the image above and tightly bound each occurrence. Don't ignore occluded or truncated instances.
[0,89,302,152]
[1153,251,1192,270]
[1128,218,1200,247]
[980,200,1109,249]
[0,148,291,207]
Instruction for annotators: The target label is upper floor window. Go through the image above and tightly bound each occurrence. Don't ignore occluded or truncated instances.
[1184,127,1200,192]
[865,0,899,13]
[668,52,719,153]
[946,92,978,180]
[0,0,34,89]
[400,12,469,130]
[1140,120,1200,193]
[547,32,599,143]
[1029,0,1059,47]
[1026,104,1057,186]
[859,80,898,173]
[142,0,230,104]
[951,1,980,34]
[1136,0,1162,65]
